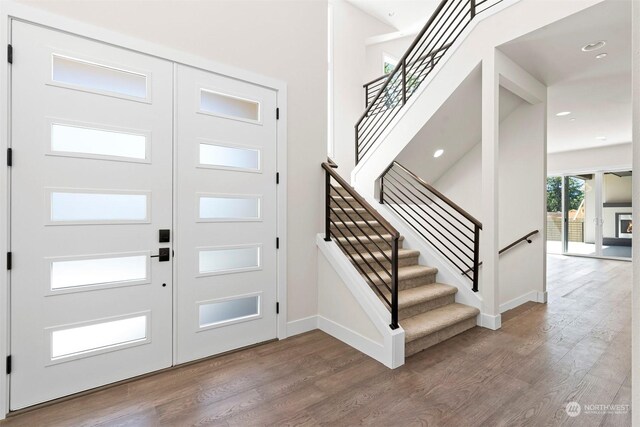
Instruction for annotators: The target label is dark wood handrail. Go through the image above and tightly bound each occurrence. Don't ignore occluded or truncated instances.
[381,161,482,229]
[322,162,399,239]
[499,230,539,255]
[463,230,539,274]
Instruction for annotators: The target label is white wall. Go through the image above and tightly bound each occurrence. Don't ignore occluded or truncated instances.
[331,0,393,179]
[16,0,328,325]
[364,35,414,83]
[497,101,545,307]
[547,143,632,174]
[430,96,546,309]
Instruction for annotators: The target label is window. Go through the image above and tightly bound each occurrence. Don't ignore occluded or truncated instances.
[51,54,148,100]
[199,142,260,172]
[199,89,260,122]
[48,190,149,224]
[198,295,260,329]
[198,245,261,276]
[198,195,261,221]
[382,53,398,75]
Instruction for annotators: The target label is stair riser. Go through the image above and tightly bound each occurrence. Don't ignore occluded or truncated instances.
[330,198,362,209]
[354,254,420,273]
[399,294,456,321]
[335,239,403,255]
[331,211,376,222]
[370,270,438,294]
[330,187,353,198]
[332,223,388,235]
[405,317,477,357]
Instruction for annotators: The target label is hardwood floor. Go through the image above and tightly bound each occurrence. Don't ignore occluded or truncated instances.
[0,255,631,426]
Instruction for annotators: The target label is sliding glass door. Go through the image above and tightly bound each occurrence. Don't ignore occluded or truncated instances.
[546,170,632,260]
[602,171,633,258]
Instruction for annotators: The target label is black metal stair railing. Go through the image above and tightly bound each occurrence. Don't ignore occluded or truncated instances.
[378,161,482,292]
[323,159,400,329]
[355,0,504,164]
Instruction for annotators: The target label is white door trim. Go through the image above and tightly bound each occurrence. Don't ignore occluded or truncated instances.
[0,1,288,418]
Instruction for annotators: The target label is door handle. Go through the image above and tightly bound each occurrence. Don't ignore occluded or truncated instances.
[151,248,170,262]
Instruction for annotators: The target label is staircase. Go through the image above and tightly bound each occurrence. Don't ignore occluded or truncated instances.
[324,162,479,356]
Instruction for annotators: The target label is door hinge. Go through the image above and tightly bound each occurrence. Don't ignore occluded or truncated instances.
[276,237,280,249]
[276,302,280,314]
[6,252,11,270]
[7,148,12,167]
[6,355,11,375]
[276,172,279,184]
[276,108,280,120]
[7,44,12,64]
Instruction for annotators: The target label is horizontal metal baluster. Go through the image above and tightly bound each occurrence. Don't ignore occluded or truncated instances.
[329,218,394,298]
[387,168,474,235]
[382,186,474,265]
[328,205,394,274]
[383,192,472,275]
[383,180,475,257]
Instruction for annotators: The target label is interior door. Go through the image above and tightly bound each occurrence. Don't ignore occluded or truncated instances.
[174,64,278,363]
[10,22,174,409]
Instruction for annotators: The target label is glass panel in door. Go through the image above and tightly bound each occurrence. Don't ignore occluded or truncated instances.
[564,175,597,256]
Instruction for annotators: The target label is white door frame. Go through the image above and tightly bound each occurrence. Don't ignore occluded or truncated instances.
[0,1,288,418]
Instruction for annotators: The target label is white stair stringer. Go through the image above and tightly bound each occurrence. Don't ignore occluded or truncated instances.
[316,234,405,369]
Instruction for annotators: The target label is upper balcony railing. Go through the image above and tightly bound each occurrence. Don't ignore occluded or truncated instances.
[355,0,503,164]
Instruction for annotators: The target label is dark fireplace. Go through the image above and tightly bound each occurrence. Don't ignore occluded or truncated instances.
[616,213,632,239]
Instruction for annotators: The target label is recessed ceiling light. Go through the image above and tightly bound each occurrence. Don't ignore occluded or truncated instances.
[595,53,608,59]
[582,41,606,52]
[596,136,607,141]
[433,149,444,158]
[556,111,571,117]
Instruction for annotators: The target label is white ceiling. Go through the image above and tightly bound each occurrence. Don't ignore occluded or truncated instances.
[498,0,632,153]
[346,0,439,33]
[396,66,524,183]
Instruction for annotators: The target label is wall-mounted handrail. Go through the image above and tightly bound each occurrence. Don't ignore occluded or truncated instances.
[323,160,400,329]
[355,0,504,164]
[378,161,482,292]
[463,230,539,274]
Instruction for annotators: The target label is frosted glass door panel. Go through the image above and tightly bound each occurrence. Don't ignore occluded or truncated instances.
[199,195,260,221]
[50,315,147,360]
[198,246,260,275]
[51,123,147,161]
[49,191,149,223]
[51,255,148,290]
[199,143,260,171]
[200,89,260,122]
[52,54,147,99]
[198,295,260,328]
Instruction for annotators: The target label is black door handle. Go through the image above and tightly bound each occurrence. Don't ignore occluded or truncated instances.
[151,248,170,262]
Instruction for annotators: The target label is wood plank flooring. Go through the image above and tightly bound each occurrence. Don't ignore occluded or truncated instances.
[0,254,631,426]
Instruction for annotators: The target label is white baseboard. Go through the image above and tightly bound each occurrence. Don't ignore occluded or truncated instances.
[317,315,387,363]
[286,315,318,337]
[536,291,548,303]
[478,313,502,330]
[500,290,547,313]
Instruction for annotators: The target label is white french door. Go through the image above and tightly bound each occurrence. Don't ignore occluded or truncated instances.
[8,22,279,409]
[174,65,278,363]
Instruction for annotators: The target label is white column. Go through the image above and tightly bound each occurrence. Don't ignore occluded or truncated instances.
[481,50,500,329]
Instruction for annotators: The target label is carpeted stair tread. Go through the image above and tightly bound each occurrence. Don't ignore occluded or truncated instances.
[353,248,420,264]
[402,303,480,342]
[368,264,437,286]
